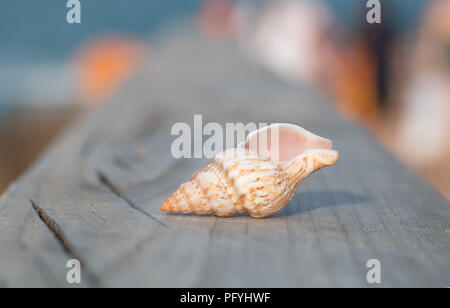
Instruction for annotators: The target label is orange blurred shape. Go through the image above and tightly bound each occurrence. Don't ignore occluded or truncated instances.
[198,0,238,40]
[334,40,380,128]
[75,36,144,105]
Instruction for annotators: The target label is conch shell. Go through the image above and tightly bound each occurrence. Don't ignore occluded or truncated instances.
[161,124,339,218]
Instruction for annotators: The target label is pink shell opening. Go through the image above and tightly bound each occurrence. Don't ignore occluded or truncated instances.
[240,124,332,161]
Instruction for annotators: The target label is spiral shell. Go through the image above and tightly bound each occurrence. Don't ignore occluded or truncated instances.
[161,124,339,218]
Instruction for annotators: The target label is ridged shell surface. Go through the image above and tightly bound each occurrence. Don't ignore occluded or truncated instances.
[163,149,300,218]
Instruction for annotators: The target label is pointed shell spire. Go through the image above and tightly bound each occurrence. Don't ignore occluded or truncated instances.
[161,124,339,218]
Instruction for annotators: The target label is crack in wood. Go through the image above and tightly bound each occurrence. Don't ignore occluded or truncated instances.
[29,199,103,287]
[112,156,133,170]
[130,158,182,189]
[97,171,169,229]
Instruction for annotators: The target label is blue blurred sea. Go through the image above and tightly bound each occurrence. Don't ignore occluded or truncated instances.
[0,0,202,64]
[0,0,429,108]
[0,0,428,64]
[0,0,202,107]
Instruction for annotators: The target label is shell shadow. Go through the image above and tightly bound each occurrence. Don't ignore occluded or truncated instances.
[275,190,369,217]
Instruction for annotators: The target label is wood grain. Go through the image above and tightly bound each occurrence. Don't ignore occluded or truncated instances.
[0,26,449,287]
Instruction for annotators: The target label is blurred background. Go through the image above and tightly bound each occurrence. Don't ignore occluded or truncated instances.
[0,0,449,199]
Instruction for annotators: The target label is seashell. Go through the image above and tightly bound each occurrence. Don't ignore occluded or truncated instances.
[161,124,339,218]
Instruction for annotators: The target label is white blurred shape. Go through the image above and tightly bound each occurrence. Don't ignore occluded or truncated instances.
[399,74,449,165]
[249,0,334,84]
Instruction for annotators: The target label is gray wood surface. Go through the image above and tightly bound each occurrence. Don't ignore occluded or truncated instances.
[0,26,449,287]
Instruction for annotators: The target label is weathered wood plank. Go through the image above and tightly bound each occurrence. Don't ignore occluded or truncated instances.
[0,25,449,287]
[0,180,89,287]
